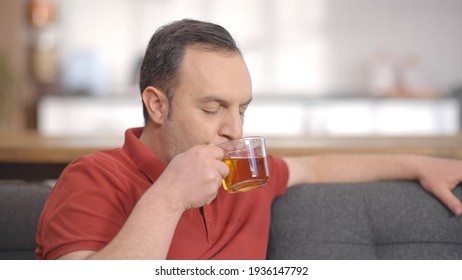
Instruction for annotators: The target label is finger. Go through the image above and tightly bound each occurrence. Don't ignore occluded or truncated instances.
[217,161,229,179]
[433,187,462,216]
[209,145,225,160]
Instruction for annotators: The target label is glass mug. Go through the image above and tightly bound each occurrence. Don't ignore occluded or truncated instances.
[218,137,270,193]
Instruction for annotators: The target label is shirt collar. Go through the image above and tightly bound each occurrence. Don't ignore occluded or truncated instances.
[122,127,167,183]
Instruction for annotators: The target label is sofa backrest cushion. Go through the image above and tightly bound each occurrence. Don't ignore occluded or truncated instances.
[0,182,51,260]
[267,181,462,259]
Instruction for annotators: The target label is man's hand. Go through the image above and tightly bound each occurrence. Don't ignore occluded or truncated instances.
[416,157,462,216]
[154,145,229,211]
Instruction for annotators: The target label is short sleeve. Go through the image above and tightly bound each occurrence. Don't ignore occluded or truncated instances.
[266,155,289,199]
[36,155,135,259]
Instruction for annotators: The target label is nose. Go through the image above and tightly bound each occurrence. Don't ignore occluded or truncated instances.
[218,109,243,140]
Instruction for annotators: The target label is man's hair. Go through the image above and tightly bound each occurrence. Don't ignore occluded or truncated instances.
[139,19,242,122]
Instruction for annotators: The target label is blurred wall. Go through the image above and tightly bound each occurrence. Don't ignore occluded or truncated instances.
[0,0,34,131]
[56,0,462,96]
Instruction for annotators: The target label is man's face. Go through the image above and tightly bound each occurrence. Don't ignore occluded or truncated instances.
[161,46,253,162]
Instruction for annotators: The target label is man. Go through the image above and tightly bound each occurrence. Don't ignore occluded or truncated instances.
[36,19,462,260]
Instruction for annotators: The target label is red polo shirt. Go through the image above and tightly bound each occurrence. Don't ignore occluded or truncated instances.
[36,128,289,259]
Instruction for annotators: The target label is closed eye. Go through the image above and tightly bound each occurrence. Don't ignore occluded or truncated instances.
[202,108,220,115]
[197,95,251,117]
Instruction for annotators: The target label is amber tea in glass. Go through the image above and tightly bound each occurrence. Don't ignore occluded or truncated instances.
[219,137,269,193]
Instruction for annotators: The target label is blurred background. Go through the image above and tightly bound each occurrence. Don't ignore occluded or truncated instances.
[1,0,462,137]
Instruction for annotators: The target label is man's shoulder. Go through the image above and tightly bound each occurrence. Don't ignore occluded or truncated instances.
[65,148,131,175]
[55,147,142,193]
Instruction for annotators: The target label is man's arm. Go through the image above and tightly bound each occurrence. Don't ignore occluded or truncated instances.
[57,145,229,260]
[58,185,184,260]
[283,154,462,216]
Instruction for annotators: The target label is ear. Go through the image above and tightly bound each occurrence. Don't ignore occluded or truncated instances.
[142,86,169,125]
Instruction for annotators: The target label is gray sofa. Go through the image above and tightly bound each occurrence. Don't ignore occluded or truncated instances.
[268,181,462,259]
[0,182,51,260]
[1,181,461,260]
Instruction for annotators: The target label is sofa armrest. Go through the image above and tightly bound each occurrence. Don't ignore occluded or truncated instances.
[268,180,462,259]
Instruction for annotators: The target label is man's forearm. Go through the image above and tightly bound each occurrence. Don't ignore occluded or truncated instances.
[87,184,184,260]
[284,153,425,186]
[309,153,423,183]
